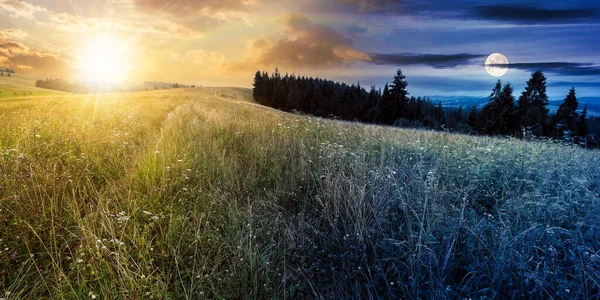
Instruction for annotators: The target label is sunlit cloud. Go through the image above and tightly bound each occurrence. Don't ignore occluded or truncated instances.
[0,0,45,18]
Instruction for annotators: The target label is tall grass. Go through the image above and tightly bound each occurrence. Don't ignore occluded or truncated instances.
[1,87,599,299]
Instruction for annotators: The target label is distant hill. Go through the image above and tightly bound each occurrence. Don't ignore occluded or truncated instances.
[429,95,600,116]
[141,81,196,90]
[427,96,488,108]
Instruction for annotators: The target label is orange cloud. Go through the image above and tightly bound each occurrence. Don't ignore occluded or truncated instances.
[0,29,73,76]
[226,12,371,71]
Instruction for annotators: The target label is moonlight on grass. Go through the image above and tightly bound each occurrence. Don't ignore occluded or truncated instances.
[485,53,509,77]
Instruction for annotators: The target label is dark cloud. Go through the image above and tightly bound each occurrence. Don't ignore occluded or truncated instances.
[328,0,599,25]
[486,62,600,76]
[471,5,598,24]
[369,53,484,68]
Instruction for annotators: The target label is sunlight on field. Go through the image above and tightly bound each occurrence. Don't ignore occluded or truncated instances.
[0,88,599,298]
[0,75,63,99]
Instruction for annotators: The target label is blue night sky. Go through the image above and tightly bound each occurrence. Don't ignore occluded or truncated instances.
[0,0,598,99]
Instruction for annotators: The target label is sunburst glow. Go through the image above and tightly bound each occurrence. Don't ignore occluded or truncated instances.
[78,37,131,84]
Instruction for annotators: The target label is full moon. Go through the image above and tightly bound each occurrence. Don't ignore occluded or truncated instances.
[485,53,509,77]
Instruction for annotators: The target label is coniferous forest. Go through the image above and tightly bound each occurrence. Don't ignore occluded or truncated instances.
[253,68,600,148]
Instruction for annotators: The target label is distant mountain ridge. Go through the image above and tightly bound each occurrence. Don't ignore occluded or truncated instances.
[428,95,600,116]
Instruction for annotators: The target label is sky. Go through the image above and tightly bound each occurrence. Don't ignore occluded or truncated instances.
[0,0,599,99]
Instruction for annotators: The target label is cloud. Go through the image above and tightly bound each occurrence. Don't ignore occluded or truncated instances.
[329,0,599,25]
[0,28,28,40]
[339,0,401,13]
[185,49,225,66]
[132,0,258,16]
[486,62,600,76]
[30,10,203,39]
[227,13,486,72]
[344,23,369,35]
[0,30,30,56]
[9,53,72,75]
[369,53,485,68]
[470,5,598,24]
[0,0,45,18]
[0,29,73,76]
[232,12,366,69]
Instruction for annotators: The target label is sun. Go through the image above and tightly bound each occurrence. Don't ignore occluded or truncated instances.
[78,37,131,85]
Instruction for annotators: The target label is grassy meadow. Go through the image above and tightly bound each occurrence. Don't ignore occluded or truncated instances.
[0,82,599,299]
[0,75,62,100]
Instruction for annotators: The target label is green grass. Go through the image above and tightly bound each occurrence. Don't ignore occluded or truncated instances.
[0,75,64,99]
[0,87,599,299]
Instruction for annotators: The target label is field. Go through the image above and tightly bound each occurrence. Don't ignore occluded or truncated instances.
[0,79,599,299]
[0,75,63,100]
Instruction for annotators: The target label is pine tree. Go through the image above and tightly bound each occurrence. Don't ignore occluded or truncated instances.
[576,104,589,139]
[467,105,478,129]
[497,83,515,135]
[517,71,549,136]
[272,78,288,110]
[389,69,409,121]
[554,88,579,136]
[478,80,503,134]
[252,71,263,103]
[375,83,392,124]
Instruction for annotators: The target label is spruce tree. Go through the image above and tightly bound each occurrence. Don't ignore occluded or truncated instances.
[467,105,478,129]
[389,69,409,121]
[252,71,263,103]
[517,71,549,136]
[576,104,589,139]
[497,83,516,135]
[555,87,579,133]
[478,80,503,134]
[375,83,392,124]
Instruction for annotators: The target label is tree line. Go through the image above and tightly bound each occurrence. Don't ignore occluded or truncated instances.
[253,69,599,148]
[35,78,83,93]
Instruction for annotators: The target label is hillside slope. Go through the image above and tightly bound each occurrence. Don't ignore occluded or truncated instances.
[0,74,65,99]
[0,88,599,299]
